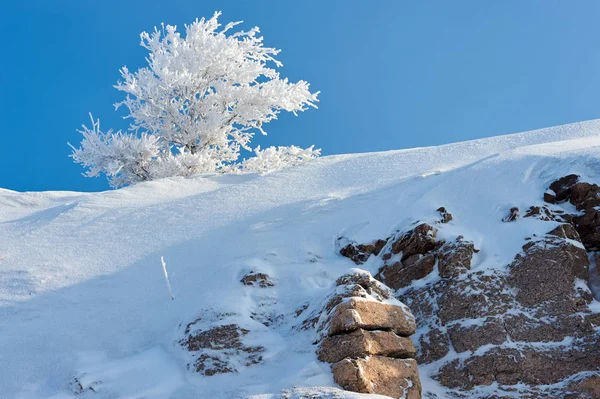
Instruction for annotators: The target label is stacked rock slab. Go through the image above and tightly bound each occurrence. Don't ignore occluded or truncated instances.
[315,270,422,399]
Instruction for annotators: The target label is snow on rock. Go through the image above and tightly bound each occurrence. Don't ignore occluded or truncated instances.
[343,177,600,397]
[312,270,421,398]
[2,119,600,398]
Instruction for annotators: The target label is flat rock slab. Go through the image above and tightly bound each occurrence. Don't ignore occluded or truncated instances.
[332,356,421,399]
[318,329,416,364]
[328,298,416,337]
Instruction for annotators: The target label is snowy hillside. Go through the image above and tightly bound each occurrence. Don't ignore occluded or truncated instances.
[2,119,600,399]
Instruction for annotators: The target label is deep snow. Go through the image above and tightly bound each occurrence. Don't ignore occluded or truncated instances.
[2,119,600,398]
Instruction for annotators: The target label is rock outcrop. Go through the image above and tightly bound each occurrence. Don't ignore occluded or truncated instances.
[339,199,600,398]
[338,238,387,265]
[240,271,275,288]
[372,224,476,290]
[432,228,599,393]
[543,175,600,250]
[436,206,453,224]
[311,270,422,399]
[180,313,265,376]
[543,174,580,203]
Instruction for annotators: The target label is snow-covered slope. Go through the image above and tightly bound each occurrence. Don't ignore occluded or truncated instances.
[2,119,600,399]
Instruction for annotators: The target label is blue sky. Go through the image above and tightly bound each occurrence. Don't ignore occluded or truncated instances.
[3,1,600,192]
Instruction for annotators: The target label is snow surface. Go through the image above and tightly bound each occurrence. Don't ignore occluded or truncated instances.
[2,119,600,398]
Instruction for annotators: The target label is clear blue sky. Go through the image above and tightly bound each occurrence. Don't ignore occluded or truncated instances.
[3,1,600,192]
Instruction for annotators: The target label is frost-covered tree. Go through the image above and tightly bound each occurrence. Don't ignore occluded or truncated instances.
[70,12,320,187]
[241,145,321,172]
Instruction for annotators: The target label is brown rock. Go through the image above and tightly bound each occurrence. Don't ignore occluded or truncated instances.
[590,254,600,302]
[400,287,436,328]
[334,270,393,301]
[539,178,600,250]
[570,182,600,210]
[563,373,600,399]
[416,329,450,364]
[437,237,475,278]
[543,192,556,203]
[332,356,422,399]
[328,298,416,337]
[547,223,581,240]
[437,339,600,389]
[524,205,561,221]
[317,329,416,363]
[303,270,397,337]
[502,207,519,222]
[240,271,274,288]
[391,223,438,260]
[447,318,507,353]
[437,271,512,324]
[181,323,265,375]
[437,207,453,223]
[376,254,436,290]
[339,239,387,265]
[339,243,368,265]
[315,270,393,331]
[503,312,594,342]
[545,174,579,203]
[573,208,600,250]
[357,239,387,256]
[508,239,589,308]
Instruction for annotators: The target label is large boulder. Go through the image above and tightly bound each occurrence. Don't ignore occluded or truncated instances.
[332,357,421,399]
[327,298,416,337]
[317,329,416,364]
[298,269,394,334]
